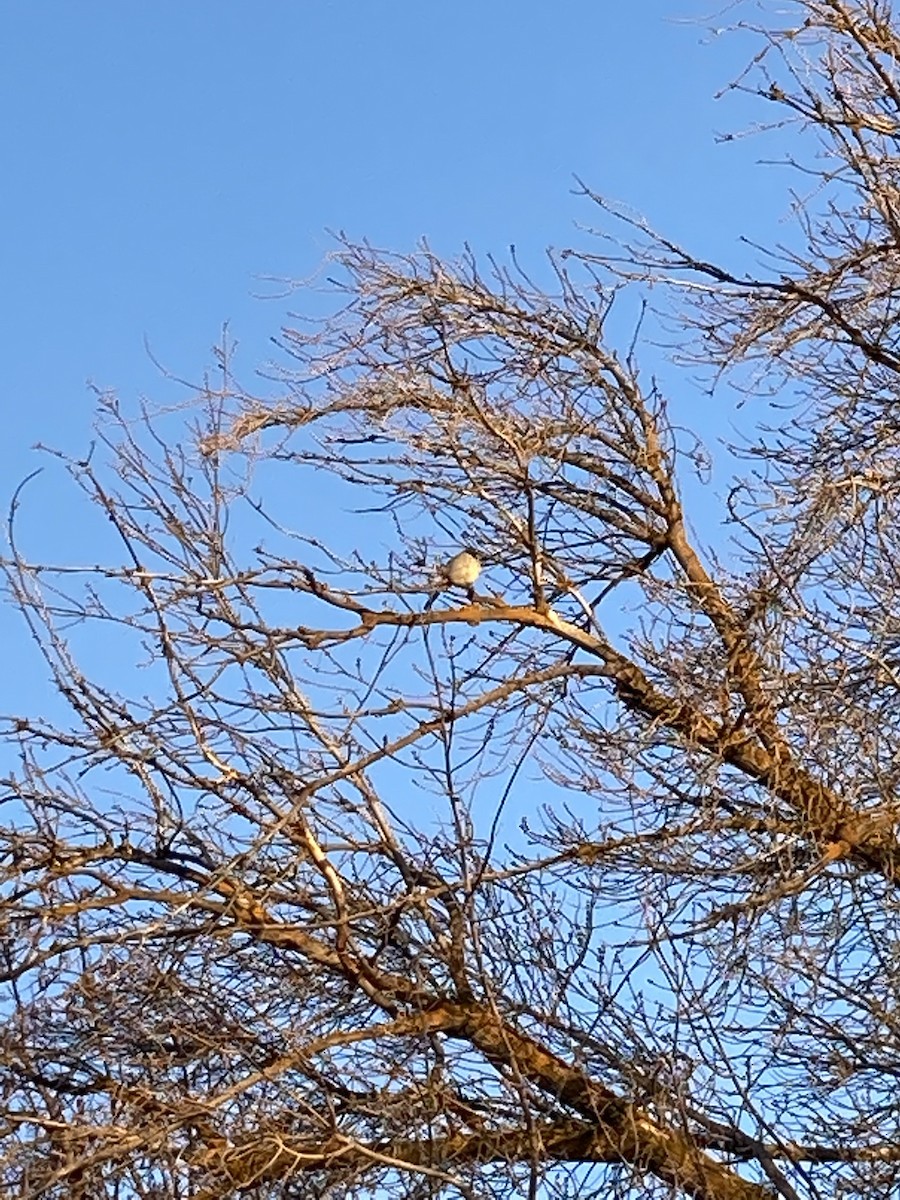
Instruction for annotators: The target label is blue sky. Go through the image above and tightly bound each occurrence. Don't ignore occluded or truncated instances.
[2,2,787,713]
[0,10,871,1168]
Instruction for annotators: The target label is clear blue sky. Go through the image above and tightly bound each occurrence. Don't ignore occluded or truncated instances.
[0,9,849,1162]
[2,2,785,713]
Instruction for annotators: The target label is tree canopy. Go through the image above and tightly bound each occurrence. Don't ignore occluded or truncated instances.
[4,4,900,1198]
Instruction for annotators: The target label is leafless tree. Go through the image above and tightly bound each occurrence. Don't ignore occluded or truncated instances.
[4,3,900,1198]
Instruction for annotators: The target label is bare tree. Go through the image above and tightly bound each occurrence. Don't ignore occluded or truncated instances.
[4,3,900,1197]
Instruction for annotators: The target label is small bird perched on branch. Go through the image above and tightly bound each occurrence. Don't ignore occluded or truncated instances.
[425,548,482,609]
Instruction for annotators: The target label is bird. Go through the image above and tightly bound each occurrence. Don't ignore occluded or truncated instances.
[425,548,482,608]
